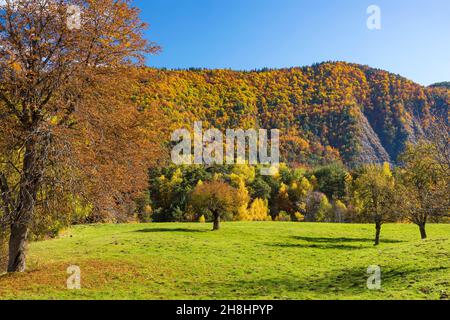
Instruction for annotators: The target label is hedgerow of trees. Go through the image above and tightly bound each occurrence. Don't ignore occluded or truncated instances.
[145,131,449,245]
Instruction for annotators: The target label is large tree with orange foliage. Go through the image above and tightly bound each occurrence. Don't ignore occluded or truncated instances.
[0,0,163,272]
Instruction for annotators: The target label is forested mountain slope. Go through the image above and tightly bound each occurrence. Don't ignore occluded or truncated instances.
[430,82,450,89]
[135,62,449,166]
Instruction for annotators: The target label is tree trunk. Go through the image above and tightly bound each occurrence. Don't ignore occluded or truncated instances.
[213,212,220,231]
[7,138,44,273]
[374,221,381,246]
[419,223,427,240]
[7,223,28,273]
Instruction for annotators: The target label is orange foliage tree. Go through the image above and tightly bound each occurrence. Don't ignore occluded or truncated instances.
[0,0,163,272]
[189,181,237,231]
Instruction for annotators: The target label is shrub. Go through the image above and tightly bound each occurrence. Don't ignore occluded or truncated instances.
[275,211,292,221]
[294,212,305,222]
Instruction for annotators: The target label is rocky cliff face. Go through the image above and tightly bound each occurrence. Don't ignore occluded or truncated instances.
[354,110,391,164]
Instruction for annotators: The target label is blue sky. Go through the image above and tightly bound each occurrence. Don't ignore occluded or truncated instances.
[133,0,450,86]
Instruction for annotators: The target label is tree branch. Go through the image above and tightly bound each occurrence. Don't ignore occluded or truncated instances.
[0,172,12,218]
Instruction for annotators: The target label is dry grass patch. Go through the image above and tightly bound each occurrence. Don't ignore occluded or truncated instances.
[0,259,144,298]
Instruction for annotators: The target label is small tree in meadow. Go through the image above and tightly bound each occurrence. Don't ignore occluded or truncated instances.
[353,163,397,245]
[397,142,450,239]
[189,181,237,231]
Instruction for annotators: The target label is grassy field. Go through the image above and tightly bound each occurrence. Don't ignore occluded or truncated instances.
[0,222,449,300]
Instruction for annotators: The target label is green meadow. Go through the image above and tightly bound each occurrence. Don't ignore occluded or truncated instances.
[0,222,449,300]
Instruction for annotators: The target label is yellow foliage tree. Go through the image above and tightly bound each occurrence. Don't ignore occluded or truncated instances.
[234,180,251,221]
[248,198,270,221]
[232,164,256,184]
[334,199,348,223]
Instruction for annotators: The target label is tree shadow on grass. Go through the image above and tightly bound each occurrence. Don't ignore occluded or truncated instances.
[201,265,449,298]
[134,228,208,233]
[268,236,404,250]
[270,243,366,250]
[292,236,405,244]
